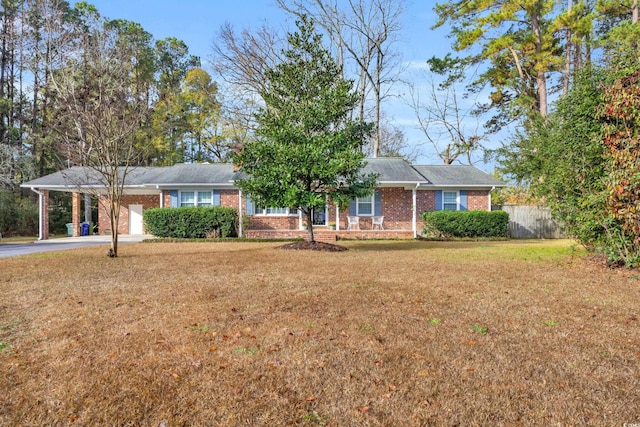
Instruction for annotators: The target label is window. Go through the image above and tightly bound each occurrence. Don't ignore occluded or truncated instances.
[180,191,214,207]
[351,191,380,217]
[254,206,299,216]
[197,191,212,207]
[443,191,458,211]
[357,195,373,215]
[180,191,195,207]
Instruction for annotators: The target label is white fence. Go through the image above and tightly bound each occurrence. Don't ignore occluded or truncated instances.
[500,205,565,239]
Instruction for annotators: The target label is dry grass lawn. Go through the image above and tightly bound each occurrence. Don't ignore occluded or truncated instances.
[0,240,639,426]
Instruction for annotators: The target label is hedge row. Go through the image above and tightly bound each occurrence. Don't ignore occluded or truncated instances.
[422,210,509,238]
[144,207,238,238]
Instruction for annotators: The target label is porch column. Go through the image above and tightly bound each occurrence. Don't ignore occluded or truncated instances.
[238,189,243,237]
[72,192,81,237]
[335,205,340,231]
[412,184,418,238]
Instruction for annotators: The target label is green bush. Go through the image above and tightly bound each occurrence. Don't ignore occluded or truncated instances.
[0,190,38,237]
[421,210,509,238]
[144,207,238,238]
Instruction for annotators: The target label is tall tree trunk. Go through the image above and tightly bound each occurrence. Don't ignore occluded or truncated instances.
[305,208,314,242]
[109,196,119,257]
[563,0,573,96]
[531,10,547,116]
[0,11,8,143]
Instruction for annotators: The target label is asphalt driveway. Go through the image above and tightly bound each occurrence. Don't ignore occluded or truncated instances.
[0,235,152,259]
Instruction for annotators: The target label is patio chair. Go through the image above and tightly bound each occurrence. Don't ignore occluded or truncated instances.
[372,215,384,230]
[347,216,359,231]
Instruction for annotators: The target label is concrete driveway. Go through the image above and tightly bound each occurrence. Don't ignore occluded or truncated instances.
[0,235,152,259]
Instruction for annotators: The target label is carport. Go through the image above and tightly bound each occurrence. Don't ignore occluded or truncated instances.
[20,167,162,241]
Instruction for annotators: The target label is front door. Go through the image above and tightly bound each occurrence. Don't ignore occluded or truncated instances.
[312,207,327,226]
[129,204,144,235]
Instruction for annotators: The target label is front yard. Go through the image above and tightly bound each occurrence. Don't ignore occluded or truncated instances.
[0,240,638,425]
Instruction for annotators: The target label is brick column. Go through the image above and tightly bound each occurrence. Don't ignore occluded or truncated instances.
[41,190,50,240]
[72,192,81,237]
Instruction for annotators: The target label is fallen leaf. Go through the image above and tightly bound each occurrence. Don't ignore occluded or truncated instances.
[305,396,316,402]
[209,346,217,352]
[360,406,370,413]
[467,340,476,346]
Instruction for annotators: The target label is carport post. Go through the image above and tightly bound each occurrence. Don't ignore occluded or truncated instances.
[30,188,50,241]
[72,192,82,237]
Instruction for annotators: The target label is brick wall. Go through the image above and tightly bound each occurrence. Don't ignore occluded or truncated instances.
[247,215,300,230]
[117,187,491,238]
[98,194,161,235]
[221,190,239,209]
[467,190,490,210]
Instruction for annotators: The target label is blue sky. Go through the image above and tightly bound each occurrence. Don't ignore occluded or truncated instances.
[77,1,498,170]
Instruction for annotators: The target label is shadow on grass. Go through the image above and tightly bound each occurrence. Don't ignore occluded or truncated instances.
[343,239,518,252]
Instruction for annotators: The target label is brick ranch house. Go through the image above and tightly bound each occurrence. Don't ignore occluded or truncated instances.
[21,158,505,241]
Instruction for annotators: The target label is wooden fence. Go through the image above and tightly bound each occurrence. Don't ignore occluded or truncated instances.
[499,205,565,239]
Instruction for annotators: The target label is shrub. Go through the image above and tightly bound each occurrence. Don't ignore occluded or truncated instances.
[0,190,38,237]
[421,210,509,238]
[144,207,238,238]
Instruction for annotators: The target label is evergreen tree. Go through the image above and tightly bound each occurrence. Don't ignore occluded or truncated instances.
[234,16,377,243]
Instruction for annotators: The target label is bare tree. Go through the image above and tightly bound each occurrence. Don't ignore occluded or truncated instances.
[50,21,150,257]
[276,0,404,158]
[210,23,285,141]
[367,116,417,162]
[211,23,284,96]
[408,64,484,165]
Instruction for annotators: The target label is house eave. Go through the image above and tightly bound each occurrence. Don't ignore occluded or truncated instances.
[418,184,507,189]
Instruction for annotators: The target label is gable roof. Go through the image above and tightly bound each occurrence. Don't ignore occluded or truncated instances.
[146,163,236,186]
[20,166,161,190]
[362,158,425,184]
[22,159,505,191]
[413,165,504,187]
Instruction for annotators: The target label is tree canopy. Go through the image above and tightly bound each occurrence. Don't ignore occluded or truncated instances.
[233,16,377,243]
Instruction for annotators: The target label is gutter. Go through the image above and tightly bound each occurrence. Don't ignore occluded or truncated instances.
[30,187,45,241]
[489,186,496,210]
[412,183,419,238]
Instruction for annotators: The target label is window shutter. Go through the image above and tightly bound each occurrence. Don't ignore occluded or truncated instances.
[349,199,356,215]
[170,190,178,207]
[374,190,382,216]
[245,196,254,215]
[213,190,221,206]
[435,190,442,211]
[459,190,467,211]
